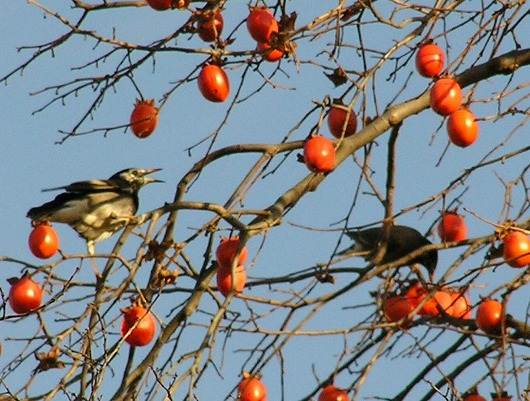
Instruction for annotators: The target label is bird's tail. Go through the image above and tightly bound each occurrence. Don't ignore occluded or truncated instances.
[27,205,46,221]
[26,199,63,223]
[336,242,371,257]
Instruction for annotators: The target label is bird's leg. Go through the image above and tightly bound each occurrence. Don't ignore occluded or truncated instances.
[87,241,102,279]
[31,219,48,227]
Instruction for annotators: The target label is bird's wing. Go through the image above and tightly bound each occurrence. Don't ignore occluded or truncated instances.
[42,179,120,193]
[27,192,90,222]
[27,190,131,223]
[389,226,430,253]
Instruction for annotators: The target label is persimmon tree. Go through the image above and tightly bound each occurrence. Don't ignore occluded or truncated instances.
[1,1,530,401]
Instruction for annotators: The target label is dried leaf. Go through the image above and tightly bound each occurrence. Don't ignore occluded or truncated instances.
[35,347,65,372]
[325,67,347,87]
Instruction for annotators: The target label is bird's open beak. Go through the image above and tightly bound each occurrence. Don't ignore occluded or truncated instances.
[141,168,164,184]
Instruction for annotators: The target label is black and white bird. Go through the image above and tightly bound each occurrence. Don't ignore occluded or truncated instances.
[27,168,162,255]
[338,225,438,277]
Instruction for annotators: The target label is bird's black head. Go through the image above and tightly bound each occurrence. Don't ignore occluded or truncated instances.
[419,249,438,276]
[110,168,163,191]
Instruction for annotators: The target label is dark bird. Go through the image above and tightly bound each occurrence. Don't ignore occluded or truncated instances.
[27,168,162,255]
[338,225,438,277]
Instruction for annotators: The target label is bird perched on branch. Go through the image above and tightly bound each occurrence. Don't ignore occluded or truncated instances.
[338,225,438,278]
[27,168,162,255]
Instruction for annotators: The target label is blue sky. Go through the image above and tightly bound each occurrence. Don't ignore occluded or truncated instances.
[1,1,530,400]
